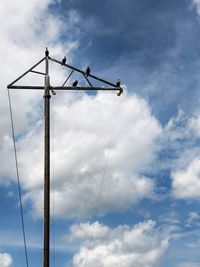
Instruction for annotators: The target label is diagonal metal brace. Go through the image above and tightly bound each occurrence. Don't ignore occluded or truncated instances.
[8,57,46,87]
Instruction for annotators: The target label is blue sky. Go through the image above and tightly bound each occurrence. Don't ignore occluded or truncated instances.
[1,0,200,267]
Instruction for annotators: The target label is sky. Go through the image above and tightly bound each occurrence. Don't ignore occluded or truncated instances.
[1,0,200,266]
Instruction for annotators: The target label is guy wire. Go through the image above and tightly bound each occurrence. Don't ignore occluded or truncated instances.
[83,94,121,267]
[7,89,29,267]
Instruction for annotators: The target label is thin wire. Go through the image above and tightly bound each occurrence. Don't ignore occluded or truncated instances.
[83,96,121,267]
[7,89,29,267]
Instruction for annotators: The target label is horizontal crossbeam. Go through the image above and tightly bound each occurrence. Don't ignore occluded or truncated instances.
[7,85,122,94]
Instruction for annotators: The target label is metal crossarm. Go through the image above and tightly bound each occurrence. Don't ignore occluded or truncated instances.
[7,85,120,91]
[7,51,123,96]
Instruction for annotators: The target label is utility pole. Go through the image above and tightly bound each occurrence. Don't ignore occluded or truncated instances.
[44,49,50,267]
[7,48,123,267]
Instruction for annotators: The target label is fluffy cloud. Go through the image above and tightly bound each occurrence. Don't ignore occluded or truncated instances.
[171,111,200,199]
[15,92,162,218]
[160,110,200,200]
[0,0,79,185]
[189,114,200,137]
[172,157,200,199]
[157,109,193,172]
[0,0,162,221]
[0,253,12,267]
[65,220,168,267]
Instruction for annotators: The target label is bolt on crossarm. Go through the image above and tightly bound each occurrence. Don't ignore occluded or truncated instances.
[7,48,123,267]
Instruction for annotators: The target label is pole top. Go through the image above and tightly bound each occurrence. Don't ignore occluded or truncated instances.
[7,49,123,96]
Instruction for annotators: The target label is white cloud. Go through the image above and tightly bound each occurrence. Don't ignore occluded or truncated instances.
[172,157,200,199]
[159,211,180,226]
[189,114,200,137]
[160,110,200,200]
[0,0,162,221]
[0,253,12,267]
[14,92,162,218]
[0,0,166,229]
[65,220,169,267]
[0,0,79,185]
[157,109,194,172]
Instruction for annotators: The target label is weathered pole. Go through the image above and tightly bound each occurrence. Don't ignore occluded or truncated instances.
[43,50,50,267]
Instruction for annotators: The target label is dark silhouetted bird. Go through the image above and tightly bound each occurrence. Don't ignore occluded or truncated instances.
[72,80,78,87]
[45,47,49,57]
[85,66,90,77]
[61,56,66,65]
[116,79,121,87]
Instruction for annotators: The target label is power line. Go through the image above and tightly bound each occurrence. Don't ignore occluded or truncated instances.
[7,89,29,267]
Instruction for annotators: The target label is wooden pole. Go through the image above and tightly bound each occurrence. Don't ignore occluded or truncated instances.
[43,51,50,267]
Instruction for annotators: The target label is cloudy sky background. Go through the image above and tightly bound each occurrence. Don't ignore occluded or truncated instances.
[1,0,200,266]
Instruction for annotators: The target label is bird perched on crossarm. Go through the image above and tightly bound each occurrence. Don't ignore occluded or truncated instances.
[61,56,66,65]
[116,79,121,87]
[85,66,90,77]
[45,47,49,57]
[72,80,78,87]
